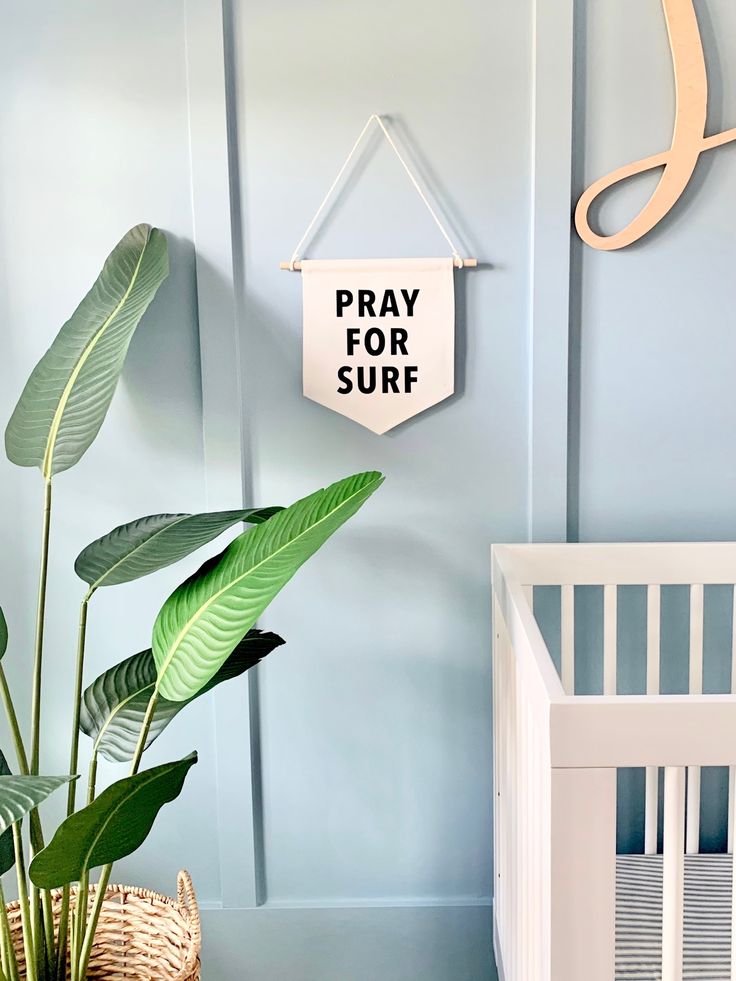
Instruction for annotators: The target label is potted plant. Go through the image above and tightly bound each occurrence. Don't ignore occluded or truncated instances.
[0,224,383,980]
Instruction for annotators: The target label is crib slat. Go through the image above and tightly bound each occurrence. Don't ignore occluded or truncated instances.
[685,769,701,856]
[731,770,736,981]
[730,587,736,853]
[647,584,661,696]
[644,770,659,855]
[662,766,686,981]
[686,584,704,855]
[689,584,704,694]
[729,766,736,856]
[732,585,736,694]
[561,584,574,695]
[645,585,661,854]
[603,585,617,696]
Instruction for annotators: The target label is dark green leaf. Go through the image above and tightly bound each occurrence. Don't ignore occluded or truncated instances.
[0,750,13,875]
[29,754,196,889]
[5,224,169,478]
[153,471,383,702]
[75,508,281,589]
[80,630,284,762]
[0,608,6,661]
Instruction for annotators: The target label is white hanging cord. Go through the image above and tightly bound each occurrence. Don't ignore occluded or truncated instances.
[288,113,464,269]
[372,115,462,266]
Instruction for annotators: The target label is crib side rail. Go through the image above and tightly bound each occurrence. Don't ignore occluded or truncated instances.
[493,545,565,981]
[494,541,736,586]
[494,543,736,981]
[550,693,736,768]
[493,593,553,981]
[492,547,565,707]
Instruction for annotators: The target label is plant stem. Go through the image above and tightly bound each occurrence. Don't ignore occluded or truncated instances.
[57,750,99,981]
[86,755,98,807]
[56,589,95,981]
[0,881,19,981]
[40,893,54,981]
[77,690,159,979]
[0,665,45,855]
[0,887,9,981]
[129,691,159,775]
[75,867,109,981]
[31,479,52,776]
[29,889,44,981]
[12,825,36,981]
[73,874,88,975]
[0,671,52,976]
[68,907,78,981]
[66,591,94,816]
[0,668,29,776]
[54,901,68,981]
[27,481,53,979]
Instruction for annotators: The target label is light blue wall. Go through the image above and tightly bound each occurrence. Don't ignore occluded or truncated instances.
[4,0,734,978]
[572,0,736,542]
[568,0,736,853]
[0,0,531,976]
[232,0,531,911]
[0,0,223,903]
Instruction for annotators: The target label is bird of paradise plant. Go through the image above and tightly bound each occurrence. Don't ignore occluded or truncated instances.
[0,224,383,981]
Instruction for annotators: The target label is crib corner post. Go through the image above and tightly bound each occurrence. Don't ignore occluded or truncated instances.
[550,767,617,981]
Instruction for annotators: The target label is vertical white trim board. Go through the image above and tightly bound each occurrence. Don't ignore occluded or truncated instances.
[527,0,575,543]
[184,0,263,909]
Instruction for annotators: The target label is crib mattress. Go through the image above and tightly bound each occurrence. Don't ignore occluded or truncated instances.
[616,853,732,980]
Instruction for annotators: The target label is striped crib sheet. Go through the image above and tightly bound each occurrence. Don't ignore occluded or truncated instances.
[616,853,733,980]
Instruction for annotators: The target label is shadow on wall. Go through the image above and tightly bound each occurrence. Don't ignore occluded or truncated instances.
[121,231,204,465]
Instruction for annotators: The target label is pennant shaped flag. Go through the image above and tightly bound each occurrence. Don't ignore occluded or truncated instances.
[302,258,455,434]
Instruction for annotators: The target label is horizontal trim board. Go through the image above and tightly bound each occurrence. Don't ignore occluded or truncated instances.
[201,904,496,981]
[200,896,493,911]
[262,896,493,910]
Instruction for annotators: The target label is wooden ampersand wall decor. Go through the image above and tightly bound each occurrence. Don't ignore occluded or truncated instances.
[576,0,736,251]
[281,114,476,435]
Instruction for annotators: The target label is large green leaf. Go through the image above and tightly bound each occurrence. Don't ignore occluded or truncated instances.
[0,607,6,660]
[75,508,282,589]
[153,471,383,702]
[0,775,73,838]
[80,630,284,762]
[5,224,168,478]
[29,754,196,889]
[0,751,14,876]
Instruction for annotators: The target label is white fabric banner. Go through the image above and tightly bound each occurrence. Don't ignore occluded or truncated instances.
[302,258,455,434]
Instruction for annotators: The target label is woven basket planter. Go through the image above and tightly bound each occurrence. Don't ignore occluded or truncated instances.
[5,871,201,980]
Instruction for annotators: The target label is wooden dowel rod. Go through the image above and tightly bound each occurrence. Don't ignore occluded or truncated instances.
[279,258,478,271]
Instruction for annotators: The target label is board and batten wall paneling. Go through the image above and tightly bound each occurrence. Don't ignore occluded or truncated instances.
[0,0,223,903]
[0,0,603,975]
[230,0,531,913]
[183,0,264,912]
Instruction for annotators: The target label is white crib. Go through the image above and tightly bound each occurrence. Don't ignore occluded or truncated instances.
[492,543,736,981]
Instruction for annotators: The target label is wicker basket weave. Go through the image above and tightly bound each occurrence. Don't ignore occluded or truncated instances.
[5,871,201,980]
